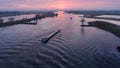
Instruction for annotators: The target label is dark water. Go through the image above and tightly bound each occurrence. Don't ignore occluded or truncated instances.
[0,11,120,68]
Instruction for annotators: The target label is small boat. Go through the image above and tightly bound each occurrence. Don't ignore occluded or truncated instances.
[40,29,61,44]
[25,21,37,25]
[29,22,37,24]
[25,22,37,25]
[117,46,120,52]
[70,17,72,19]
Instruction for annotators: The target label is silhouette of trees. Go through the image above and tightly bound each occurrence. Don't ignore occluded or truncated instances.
[80,17,85,25]
[0,19,3,24]
[8,17,15,22]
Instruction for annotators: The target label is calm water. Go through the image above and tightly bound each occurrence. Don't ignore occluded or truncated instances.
[0,11,120,68]
[0,14,35,22]
[95,15,120,26]
[97,15,120,19]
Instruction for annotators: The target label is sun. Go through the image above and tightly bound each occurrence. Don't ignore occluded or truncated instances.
[60,3,65,9]
[55,1,67,10]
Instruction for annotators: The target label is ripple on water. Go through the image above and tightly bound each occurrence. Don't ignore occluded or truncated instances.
[0,12,120,68]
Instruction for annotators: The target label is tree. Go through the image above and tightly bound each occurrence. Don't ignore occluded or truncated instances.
[8,17,15,22]
[80,17,85,25]
[0,19,3,24]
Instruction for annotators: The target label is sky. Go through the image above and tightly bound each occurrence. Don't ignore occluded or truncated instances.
[0,0,120,11]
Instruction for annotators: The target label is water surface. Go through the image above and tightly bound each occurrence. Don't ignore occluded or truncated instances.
[0,14,35,22]
[0,11,120,68]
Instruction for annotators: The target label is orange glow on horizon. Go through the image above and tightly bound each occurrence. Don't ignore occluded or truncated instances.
[59,3,65,10]
[19,1,68,10]
[59,1,66,10]
[1,0,119,10]
[18,0,110,10]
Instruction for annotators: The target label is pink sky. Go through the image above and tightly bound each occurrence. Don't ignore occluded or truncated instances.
[0,0,120,10]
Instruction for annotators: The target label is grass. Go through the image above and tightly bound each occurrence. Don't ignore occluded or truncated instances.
[88,21,120,38]
[0,12,58,28]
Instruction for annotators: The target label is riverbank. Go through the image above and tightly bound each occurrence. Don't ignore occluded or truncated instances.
[0,12,58,27]
[0,11,57,17]
[91,17,120,21]
[88,21,120,52]
[65,11,120,16]
[88,21,120,38]
[66,11,120,21]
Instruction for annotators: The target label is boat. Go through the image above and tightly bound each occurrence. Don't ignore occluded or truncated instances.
[117,46,120,52]
[25,20,37,25]
[70,17,72,19]
[27,22,37,25]
[40,29,61,44]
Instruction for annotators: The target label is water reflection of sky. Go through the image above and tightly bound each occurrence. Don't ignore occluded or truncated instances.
[0,11,120,68]
[97,15,120,19]
[0,14,35,22]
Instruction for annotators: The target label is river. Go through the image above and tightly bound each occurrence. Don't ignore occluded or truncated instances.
[0,11,120,68]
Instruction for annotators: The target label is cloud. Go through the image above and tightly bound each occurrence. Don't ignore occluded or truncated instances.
[0,0,119,10]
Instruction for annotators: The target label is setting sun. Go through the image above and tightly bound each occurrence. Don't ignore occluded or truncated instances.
[58,1,66,10]
[60,4,65,10]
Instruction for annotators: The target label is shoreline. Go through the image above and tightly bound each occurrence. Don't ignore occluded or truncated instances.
[0,12,58,27]
[87,21,120,52]
[88,21,120,38]
[66,11,120,21]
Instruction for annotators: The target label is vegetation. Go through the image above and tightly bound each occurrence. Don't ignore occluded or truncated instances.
[65,10,120,17]
[66,11,120,21]
[88,21,120,52]
[0,11,20,17]
[88,21,120,38]
[0,12,58,27]
[0,11,57,17]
